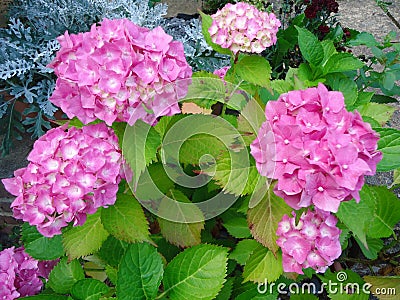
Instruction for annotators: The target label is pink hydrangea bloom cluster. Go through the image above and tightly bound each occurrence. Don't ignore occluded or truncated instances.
[251,83,382,213]
[2,123,122,237]
[208,2,281,54]
[277,209,341,274]
[0,246,57,299]
[213,66,230,79]
[48,18,192,126]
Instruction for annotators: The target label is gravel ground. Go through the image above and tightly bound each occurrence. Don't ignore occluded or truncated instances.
[338,0,399,40]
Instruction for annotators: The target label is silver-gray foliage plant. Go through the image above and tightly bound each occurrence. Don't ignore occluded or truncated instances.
[162,17,229,72]
[0,0,227,155]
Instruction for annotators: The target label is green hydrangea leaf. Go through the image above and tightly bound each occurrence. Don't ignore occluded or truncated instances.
[204,150,261,196]
[54,117,94,128]
[375,128,400,171]
[391,169,400,188]
[101,193,152,244]
[183,76,229,109]
[357,103,396,126]
[215,278,234,300]
[184,71,222,109]
[320,40,337,65]
[179,133,226,165]
[371,94,399,104]
[347,32,379,47]
[122,120,161,185]
[105,265,118,286]
[271,79,293,94]
[71,278,109,300]
[323,53,364,74]
[98,236,129,267]
[162,114,242,168]
[235,55,271,89]
[237,98,266,147]
[63,210,109,260]
[117,243,164,300]
[247,183,292,254]
[337,185,400,248]
[336,187,374,248]
[154,115,186,139]
[229,239,261,265]
[21,223,64,260]
[382,71,396,90]
[295,26,324,66]
[325,73,358,109]
[152,234,180,262]
[354,236,384,260]
[354,91,375,107]
[111,121,127,148]
[338,224,351,250]
[221,209,251,238]
[242,245,283,283]
[158,190,204,247]
[234,278,280,299]
[366,186,400,239]
[48,257,85,294]
[162,244,228,300]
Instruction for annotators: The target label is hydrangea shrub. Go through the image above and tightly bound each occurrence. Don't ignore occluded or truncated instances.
[1,1,400,299]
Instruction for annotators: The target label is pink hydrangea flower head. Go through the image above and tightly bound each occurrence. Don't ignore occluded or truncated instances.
[48,18,192,126]
[277,209,341,274]
[251,83,382,212]
[0,247,57,299]
[213,66,231,80]
[2,123,122,237]
[208,2,281,54]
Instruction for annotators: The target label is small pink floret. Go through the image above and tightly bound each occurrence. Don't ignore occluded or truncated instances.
[277,209,342,274]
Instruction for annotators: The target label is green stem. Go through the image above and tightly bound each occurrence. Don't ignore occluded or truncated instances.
[220,103,227,117]
[155,291,168,299]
